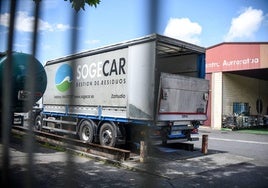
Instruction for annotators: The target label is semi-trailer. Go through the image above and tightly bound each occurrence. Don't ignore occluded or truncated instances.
[34,34,209,147]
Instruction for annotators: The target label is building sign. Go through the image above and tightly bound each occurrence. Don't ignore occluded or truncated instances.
[206,43,262,73]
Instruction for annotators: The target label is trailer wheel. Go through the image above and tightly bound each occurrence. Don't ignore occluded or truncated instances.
[99,122,116,147]
[34,115,42,131]
[79,120,95,143]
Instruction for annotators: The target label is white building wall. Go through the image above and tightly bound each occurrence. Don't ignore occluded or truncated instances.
[211,72,222,129]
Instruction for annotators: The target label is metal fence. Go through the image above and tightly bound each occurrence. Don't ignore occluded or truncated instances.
[1,0,159,187]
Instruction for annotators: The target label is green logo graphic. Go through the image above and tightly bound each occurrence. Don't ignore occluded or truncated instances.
[55,64,73,92]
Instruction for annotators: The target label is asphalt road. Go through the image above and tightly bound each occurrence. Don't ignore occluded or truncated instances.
[197,127,268,166]
[1,127,268,188]
[185,127,268,187]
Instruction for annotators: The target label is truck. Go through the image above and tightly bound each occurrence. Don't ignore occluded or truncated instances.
[34,34,209,147]
[0,52,47,113]
[0,52,47,128]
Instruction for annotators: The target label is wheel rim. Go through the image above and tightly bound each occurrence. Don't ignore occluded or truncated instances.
[82,126,90,141]
[34,117,41,130]
[79,120,95,143]
[101,129,112,145]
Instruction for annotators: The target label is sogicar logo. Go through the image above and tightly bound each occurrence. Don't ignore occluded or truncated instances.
[55,64,73,92]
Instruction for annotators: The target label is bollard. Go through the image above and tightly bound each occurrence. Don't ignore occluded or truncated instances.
[201,134,208,154]
[140,141,147,162]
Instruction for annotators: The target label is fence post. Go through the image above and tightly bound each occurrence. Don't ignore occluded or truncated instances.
[201,135,208,154]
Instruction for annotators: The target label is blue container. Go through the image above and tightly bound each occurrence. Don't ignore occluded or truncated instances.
[233,102,249,115]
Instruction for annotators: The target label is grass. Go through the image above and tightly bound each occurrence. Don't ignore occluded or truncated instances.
[41,142,66,152]
[235,127,268,135]
[222,127,268,135]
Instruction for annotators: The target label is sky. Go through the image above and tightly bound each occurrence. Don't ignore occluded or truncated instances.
[0,0,268,64]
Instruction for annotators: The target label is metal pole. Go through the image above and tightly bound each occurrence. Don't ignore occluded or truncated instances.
[1,0,17,187]
[63,7,80,188]
[23,1,41,187]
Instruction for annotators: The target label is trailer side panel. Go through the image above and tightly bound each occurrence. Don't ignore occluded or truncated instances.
[43,48,129,119]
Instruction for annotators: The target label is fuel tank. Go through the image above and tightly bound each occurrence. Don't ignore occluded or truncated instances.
[0,52,47,112]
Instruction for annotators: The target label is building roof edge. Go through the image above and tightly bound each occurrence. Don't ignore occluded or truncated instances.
[206,42,268,50]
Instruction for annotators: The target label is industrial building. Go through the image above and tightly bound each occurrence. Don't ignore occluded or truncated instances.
[205,42,268,129]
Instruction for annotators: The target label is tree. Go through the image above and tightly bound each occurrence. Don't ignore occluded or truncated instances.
[33,0,101,11]
[64,0,100,11]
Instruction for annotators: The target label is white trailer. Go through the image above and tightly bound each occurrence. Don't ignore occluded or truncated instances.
[34,34,209,147]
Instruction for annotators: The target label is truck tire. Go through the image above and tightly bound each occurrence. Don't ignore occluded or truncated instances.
[34,115,42,131]
[79,120,95,143]
[99,122,116,147]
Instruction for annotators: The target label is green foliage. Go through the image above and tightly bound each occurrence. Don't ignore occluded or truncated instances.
[33,0,100,11]
[64,0,101,11]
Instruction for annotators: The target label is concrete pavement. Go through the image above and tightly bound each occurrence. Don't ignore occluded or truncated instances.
[1,127,268,187]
